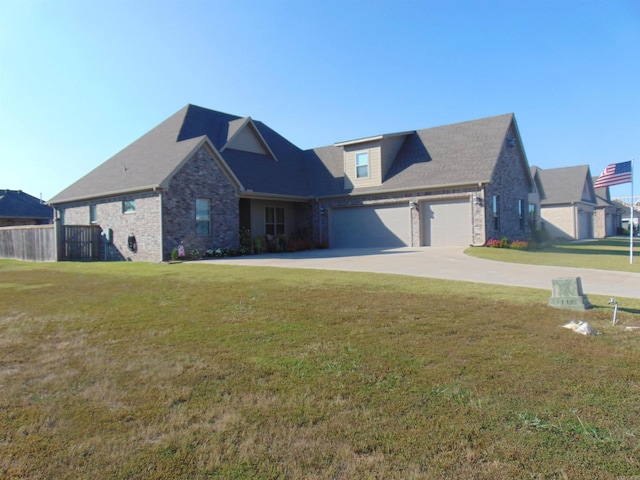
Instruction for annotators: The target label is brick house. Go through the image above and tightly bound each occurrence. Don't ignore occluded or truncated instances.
[593,180,625,238]
[531,165,598,240]
[49,105,536,262]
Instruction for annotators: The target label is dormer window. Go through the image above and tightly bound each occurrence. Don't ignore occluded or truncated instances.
[356,152,369,178]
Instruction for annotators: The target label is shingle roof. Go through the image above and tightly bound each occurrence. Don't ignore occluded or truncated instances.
[533,165,595,205]
[50,106,206,203]
[49,106,523,204]
[0,190,53,219]
[306,113,518,196]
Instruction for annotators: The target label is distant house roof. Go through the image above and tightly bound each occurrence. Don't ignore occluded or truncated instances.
[49,105,529,204]
[531,165,596,206]
[591,177,614,208]
[0,189,53,220]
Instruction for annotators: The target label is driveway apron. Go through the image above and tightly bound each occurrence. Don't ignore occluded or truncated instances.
[204,247,640,299]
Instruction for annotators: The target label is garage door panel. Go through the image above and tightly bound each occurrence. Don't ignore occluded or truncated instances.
[423,199,470,246]
[330,205,410,248]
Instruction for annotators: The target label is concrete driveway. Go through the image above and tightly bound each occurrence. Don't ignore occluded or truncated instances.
[204,247,640,299]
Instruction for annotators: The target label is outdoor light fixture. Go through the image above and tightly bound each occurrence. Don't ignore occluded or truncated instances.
[409,201,418,210]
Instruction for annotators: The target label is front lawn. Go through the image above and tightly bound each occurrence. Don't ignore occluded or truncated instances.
[1,260,639,479]
[465,237,640,273]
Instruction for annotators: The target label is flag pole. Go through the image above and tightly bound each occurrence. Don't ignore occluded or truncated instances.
[631,158,635,265]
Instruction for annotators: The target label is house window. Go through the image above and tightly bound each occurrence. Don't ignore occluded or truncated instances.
[356,152,369,178]
[89,204,97,224]
[518,199,525,230]
[196,198,211,236]
[122,200,136,214]
[492,195,500,230]
[265,207,285,235]
[528,204,536,224]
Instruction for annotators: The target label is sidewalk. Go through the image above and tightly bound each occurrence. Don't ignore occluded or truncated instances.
[204,247,640,299]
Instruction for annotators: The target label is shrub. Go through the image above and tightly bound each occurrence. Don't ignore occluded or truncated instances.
[253,236,265,254]
[486,238,503,248]
[171,248,179,261]
[187,248,202,260]
[510,240,529,250]
[239,227,252,251]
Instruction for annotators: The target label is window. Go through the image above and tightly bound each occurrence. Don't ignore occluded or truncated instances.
[89,204,97,224]
[492,195,500,230]
[122,200,136,214]
[528,204,536,224]
[518,199,525,230]
[356,152,369,178]
[196,198,211,236]
[265,207,285,235]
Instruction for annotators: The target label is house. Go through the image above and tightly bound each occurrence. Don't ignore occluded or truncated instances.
[592,179,624,238]
[0,189,53,227]
[49,105,536,262]
[530,165,597,240]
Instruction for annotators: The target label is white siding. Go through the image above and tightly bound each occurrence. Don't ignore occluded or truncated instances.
[343,142,381,189]
[226,124,269,155]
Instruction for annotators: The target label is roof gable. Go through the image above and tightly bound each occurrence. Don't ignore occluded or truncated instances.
[222,117,278,160]
[535,165,596,206]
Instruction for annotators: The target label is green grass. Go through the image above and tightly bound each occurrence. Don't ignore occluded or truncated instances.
[465,237,640,273]
[1,260,639,479]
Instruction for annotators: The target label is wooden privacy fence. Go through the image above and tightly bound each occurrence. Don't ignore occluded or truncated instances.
[0,225,56,262]
[0,224,103,262]
[60,225,102,261]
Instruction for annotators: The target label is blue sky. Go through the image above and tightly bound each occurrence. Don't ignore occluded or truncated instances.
[1,0,638,201]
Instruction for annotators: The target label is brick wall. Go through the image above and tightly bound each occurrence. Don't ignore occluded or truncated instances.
[162,145,239,258]
[58,192,162,262]
[484,126,532,241]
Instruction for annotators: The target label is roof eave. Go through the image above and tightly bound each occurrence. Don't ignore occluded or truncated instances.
[239,191,311,202]
[314,181,490,199]
[49,185,165,206]
[334,131,415,147]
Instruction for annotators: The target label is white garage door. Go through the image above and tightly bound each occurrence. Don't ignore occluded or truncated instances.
[330,204,411,248]
[422,199,471,246]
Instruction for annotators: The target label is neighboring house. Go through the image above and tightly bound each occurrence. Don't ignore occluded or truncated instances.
[614,197,640,234]
[592,179,624,238]
[49,105,535,262]
[0,189,53,227]
[531,165,597,240]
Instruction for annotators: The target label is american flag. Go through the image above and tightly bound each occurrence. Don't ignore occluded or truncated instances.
[593,161,632,188]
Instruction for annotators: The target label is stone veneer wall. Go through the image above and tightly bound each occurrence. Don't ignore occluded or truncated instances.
[162,145,239,259]
[58,191,162,262]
